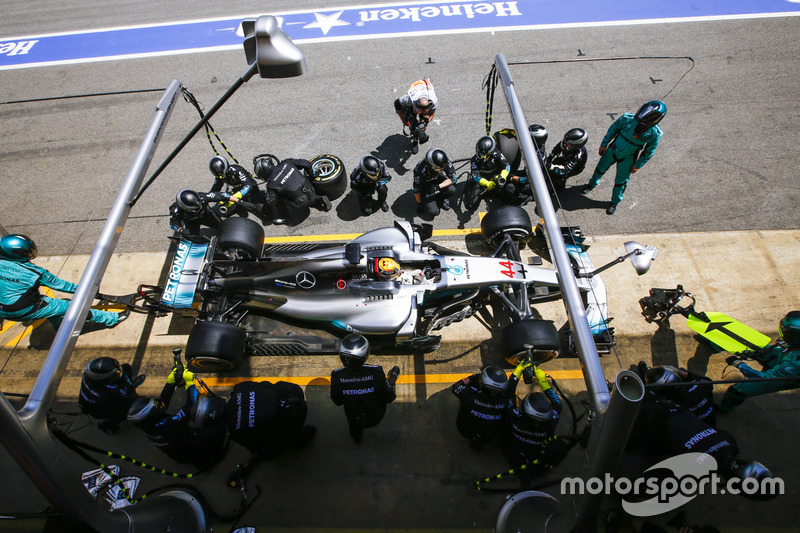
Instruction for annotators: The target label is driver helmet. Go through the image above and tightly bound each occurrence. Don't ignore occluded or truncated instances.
[479,365,509,394]
[339,333,370,368]
[190,396,226,427]
[475,136,496,161]
[426,148,448,171]
[521,392,552,423]
[0,234,38,262]
[176,190,203,212]
[375,257,402,280]
[561,128,588,152]
[209,155,229,178]
[253,156,274,180]
[359,156,382,180]
[779,311,800,348]
[127,397,163,424]
[84,357,122,385]
[529,124,548,147]
[634,100,667,129]
[644,365,681,386]
[416,96,433,111]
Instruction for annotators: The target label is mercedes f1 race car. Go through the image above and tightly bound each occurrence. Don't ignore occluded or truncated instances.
[123,205,656,372]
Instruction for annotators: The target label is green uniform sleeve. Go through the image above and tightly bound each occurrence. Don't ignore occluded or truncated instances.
[33,264,78,294]
[634,128,662,168]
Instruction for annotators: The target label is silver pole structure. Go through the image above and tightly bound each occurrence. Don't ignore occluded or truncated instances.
[494,54,611,414]
[572,370,644,529]
[18,80,182,424]
[0,81,193,531]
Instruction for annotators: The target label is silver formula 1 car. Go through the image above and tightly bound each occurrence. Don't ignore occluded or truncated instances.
[129,205,656,372]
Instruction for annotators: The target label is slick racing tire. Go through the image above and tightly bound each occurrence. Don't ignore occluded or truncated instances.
[217,217,265,259]
[310,154,347,200]
[502,318,560,365]
[480,205,533,247]
[185,321,246,373]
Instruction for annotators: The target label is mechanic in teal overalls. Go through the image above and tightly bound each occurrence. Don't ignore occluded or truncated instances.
[581,101,666,215]
[0,234,126,328]
[718,311,800,412]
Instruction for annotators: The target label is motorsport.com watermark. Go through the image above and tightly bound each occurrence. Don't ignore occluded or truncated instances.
[560,453,784,516]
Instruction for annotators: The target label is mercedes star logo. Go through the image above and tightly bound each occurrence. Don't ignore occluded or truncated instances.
[296,271,316,289]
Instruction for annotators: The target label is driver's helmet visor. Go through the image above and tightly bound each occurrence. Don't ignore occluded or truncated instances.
[375,257,402,279]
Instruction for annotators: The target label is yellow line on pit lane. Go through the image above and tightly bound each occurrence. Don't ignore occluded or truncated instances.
[3,287,55,346]
[263,227,483,244]
[201,369,585,388]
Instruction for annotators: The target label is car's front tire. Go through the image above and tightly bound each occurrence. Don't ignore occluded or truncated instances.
[480,205,533,247]
[502,318,560,365]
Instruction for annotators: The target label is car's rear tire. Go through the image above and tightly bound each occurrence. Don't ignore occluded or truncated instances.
[480,205,533,247]
[502,318,560,364]
[185,321,246,373]
[310,154,347,200]
[217,217,264,259]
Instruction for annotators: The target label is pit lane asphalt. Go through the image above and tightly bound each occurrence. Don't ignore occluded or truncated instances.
[0,226,798,531]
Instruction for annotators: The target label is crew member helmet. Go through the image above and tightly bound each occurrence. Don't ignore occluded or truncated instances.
[726,457,773,482]
[360,156,382,180]
[426,148,448,171]
[529,124,548,147]
[561,128,588,152]
[190,396,226,427]
[644,365,681,386]
[521,392,552,423]
[725,457,776,500]
[253,157,274,180]
[339,333,370,368]
[480,365,509,394]
[127,397,162,423]
[0,234,38,262]
[176,190,203,212]
[209,155,229,177]
[476,136,496,161]
[375,257,402,280]
[634,101,667,128]
[84,357,122,385]
[779,311,800,347]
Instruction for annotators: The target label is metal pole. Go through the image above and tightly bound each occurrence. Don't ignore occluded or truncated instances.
[494,54,611,414]
[19,79,182,424]
[0,81,184,531]
[573,370,644,529]
[0,394,95,530]
[129,63,258,207]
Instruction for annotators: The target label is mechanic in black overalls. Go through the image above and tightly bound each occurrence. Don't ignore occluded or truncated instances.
[79,357,144,434]
[450,362,527,450]
[640,363,716,426]
[349,156,392,215]
[413,148,457,217]
[127,365,227,470]
[223,379,316,460]
[330,333,400,443]
[545,128,588,192]
[208,155,267,221]
[465,136,524,210]
[501,365,566,479]
[168,189,250,236]
[627,396,774,499]
[254,156,332,224]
